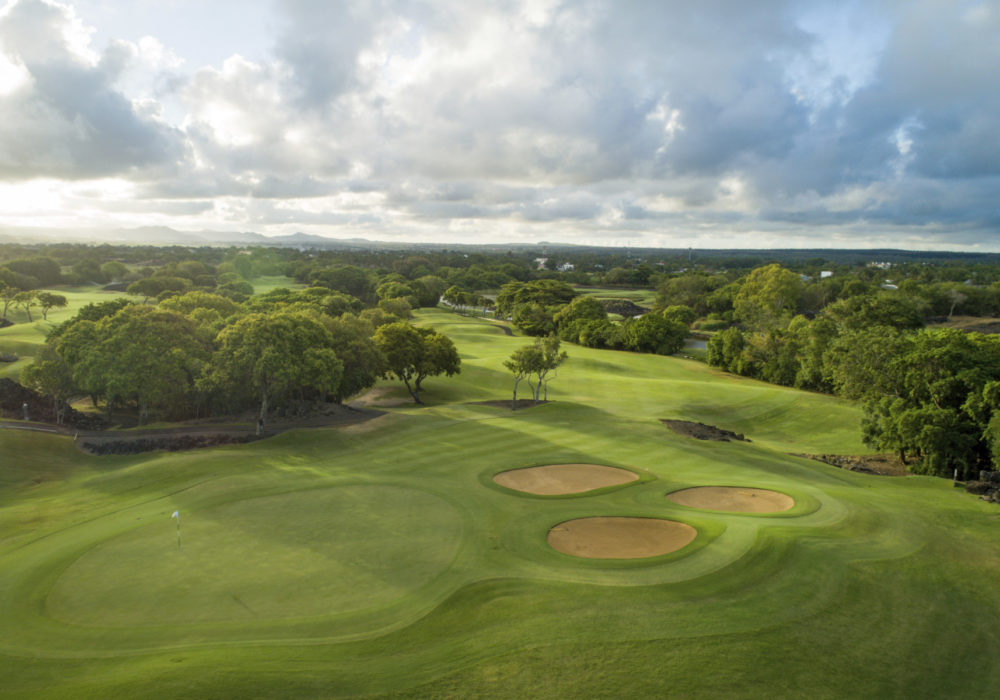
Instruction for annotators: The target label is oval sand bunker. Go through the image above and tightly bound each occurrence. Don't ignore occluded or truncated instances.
[548,517,697,559]
[666,486,794,513]
[493,464,639,495]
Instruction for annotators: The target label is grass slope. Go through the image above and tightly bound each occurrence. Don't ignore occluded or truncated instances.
[0,287,129,377]
[1,308,998,698]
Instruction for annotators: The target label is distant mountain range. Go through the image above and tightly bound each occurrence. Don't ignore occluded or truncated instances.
[2,226,999,264]
[0,226,380,249]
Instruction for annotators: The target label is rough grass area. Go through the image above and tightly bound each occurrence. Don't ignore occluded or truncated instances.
[1,308,998,699]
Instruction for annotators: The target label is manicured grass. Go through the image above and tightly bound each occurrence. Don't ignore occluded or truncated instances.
[575,285,659,307]
[0,287,129,370]
[250,275,305,294]
[1,308,998,698]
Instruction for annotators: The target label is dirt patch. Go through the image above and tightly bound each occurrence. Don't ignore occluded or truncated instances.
[666,486,794,513]
[548,517,697,559]
[661,419,750,442]
[473,399,550,411]
[494,463,638,495]
[796,453,909,476]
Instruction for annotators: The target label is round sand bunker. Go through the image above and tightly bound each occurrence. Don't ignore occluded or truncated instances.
[548,517,697,559]
[666,486,794,513]
[493,464,639,495]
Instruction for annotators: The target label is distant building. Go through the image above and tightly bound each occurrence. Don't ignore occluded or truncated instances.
[820,271,833,279]
[557,262,574,272]
[534,257,548,270]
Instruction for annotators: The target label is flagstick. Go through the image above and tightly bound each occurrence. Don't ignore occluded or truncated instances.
[172,510,181,550]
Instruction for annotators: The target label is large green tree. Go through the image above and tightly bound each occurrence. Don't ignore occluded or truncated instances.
[373,322,461,404]
[36,292,68,321]
[205,312,343,432]
[733,264,803,330]
[322,314,385,403]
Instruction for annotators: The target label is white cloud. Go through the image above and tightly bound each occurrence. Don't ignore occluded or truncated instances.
[0,0,997,249]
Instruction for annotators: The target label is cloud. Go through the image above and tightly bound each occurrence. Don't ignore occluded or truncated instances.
[0,0,185,179]
[1,0,999,249]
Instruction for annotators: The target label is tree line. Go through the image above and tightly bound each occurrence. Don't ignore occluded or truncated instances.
[21,287,459,429]
[688,263,1000,478]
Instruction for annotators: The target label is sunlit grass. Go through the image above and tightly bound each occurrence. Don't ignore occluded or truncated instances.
[0,308,997,698]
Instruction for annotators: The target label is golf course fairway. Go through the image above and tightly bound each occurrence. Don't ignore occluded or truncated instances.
[1,308,998,698]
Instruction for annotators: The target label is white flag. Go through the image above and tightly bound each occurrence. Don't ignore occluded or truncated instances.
[171,511,179,519]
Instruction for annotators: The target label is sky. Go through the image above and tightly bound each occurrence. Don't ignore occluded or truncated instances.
[0,0,998,250]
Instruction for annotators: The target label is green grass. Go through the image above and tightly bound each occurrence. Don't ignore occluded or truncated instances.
[1,308,998,698]
[575,285,659,307]
[250,275,305,294]
[0,287,129,371]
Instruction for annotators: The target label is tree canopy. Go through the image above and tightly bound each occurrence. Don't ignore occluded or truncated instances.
[374,322,461,403]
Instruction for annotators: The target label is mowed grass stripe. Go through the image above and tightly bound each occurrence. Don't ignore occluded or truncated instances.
[0,308,998,698]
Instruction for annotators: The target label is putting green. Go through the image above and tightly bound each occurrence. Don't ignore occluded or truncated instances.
[46,485,463,625]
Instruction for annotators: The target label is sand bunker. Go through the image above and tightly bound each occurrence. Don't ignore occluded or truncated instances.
[666,486,794,513]
[493,464,639,495]
[548,517,697,559]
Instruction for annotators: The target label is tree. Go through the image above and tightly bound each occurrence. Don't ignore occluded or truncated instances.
[378,297,413,319]
[160,290,240,318]
[621,314,687,355]
[20,345,75,424]
[127,276,190,303]
[322,314,385,403]
[733,264,803,330]
[413,275,448,307]
[100,261,129,282]
[656,274,713,315]
[495,280,577,318]
[14,291,38,322]
[36,292,68,321]
[530,336,568,401]
[553,296,607,336]
[84,306,211,424]
[503,336,568,407]
[71,259,106,284]
[853,329,1000,477]
[205,312,343,432]
[0,284,16,318]
[373,322,461,403]
[4,257,61,286]
[661,305,697,326]
[512,302,556,336]
[309,265,375,302]
[503,344,541,409]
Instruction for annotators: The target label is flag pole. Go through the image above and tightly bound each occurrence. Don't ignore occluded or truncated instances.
[172,510,180,549]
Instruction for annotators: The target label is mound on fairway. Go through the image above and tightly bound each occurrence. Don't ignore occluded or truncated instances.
[493,463,639,495]
[666,486,794,513]
[46,485,463,625]
[547,517,697,559]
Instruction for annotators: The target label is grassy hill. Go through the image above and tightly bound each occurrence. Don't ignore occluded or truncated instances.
[1,308,997,698]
